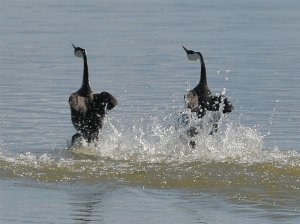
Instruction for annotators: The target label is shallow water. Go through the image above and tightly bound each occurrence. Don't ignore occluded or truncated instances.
[0,0,300,223]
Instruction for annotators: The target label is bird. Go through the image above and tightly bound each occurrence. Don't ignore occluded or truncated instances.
[69,44,118,145]
[182,46,234,146]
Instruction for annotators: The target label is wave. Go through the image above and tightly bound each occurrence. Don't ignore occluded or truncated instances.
[1,110,299,191]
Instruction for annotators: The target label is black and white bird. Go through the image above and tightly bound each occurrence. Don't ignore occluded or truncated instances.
[182,46,233,144]
[69,44,117,145]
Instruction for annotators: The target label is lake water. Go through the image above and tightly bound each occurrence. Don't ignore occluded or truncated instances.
[0,0,299,223]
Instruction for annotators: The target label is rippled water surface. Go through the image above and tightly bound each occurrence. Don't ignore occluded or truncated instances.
[1,0,300,223]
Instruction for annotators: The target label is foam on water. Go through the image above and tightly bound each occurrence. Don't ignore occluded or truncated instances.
[0,108,299,188]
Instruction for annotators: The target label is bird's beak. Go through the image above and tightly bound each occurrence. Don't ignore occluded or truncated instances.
[182,45,188,53]
[72,43,76,50]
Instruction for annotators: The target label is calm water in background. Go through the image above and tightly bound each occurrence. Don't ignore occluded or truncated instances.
[0,0,300,223]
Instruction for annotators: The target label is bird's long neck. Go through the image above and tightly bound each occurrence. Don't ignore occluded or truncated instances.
[198,52,207,87]
[79,54,91,95]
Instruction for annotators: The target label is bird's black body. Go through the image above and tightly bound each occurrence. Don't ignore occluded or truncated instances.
[182,46,233,146]
[69,44,117,145]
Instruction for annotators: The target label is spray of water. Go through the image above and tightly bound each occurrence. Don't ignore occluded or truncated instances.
[0,105,299,188]
[66,105,299,166]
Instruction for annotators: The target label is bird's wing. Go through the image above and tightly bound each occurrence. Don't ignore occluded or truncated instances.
[92,92,118,110]
[220,95,234,114]
[207,95,234,114]
[68,93,89,114]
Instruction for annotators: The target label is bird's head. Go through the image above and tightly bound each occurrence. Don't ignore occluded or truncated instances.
[72,43,87,58]
[182,45,201,61]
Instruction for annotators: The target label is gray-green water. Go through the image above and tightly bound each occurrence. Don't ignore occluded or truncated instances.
[1,0,299,223]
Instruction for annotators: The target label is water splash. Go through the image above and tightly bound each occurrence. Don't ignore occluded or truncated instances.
[68,109,298,166]
[0,108,299,188]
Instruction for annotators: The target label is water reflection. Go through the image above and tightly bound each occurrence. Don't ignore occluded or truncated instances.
[68,184,114,223]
